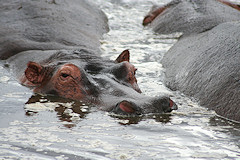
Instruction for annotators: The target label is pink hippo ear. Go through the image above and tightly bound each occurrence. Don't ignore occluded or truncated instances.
[25,61,45,84]
[115,49,130,63]
[143,6,167,26]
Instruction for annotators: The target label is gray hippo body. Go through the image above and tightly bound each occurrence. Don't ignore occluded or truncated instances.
[162,21,240,121]
[148,0,240,36]
[144,0,240,121]
[0,0,109,59]
[1,0,177,115]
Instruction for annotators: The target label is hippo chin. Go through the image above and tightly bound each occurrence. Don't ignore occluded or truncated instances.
[8,49,177,115]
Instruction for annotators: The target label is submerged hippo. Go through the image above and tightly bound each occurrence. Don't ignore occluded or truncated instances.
[143,0,240,121]
[162,21,240,122]
[1,0,177,115]
[7,49,177,115]
[143,0,240,36]
[0,0,109,59]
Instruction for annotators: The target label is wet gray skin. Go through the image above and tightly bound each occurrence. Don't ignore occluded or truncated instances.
[146,0,240,36]
[144,0,240,122]
[1,0,176,115]
[0,0,239,159]
[7,49,177,115]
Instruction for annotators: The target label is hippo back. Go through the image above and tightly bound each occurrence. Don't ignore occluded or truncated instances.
[150,0,240,36]
[0,0,109,59]
[162,21,240,121]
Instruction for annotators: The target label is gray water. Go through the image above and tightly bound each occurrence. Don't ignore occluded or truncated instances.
[0,0,240,159]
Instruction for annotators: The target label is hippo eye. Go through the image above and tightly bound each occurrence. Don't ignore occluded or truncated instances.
[61,73,69,78]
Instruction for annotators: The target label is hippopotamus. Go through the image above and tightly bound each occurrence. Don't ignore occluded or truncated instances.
[0,0,109,60]
[143,0,240,121]
[7,49,177,115]
[143,0,240,36]
[1,0,177,115]
[162,21,240,122]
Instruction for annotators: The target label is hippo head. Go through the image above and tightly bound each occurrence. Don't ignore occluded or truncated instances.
[24,62,99,101]
[22,49,177,115]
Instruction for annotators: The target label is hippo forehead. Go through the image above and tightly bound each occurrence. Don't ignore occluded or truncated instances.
[39,52,138,91]
[43,50,135,76]
[42,50,113,72]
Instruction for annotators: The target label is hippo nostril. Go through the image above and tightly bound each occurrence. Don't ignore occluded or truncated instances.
[169,99,178,110]
[118,101,135,113]
[112,100,142,115]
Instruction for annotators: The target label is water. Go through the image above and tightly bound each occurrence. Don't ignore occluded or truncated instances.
[0,0,240,159]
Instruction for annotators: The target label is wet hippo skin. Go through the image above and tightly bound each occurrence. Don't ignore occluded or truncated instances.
[8,49,177,115]
[144,0,240,121]
[0,0,109,59]
[143,0,240,36]
[162,22,240,122]
[2,0,177,115]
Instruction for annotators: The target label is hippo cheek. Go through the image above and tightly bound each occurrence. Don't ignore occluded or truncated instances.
[54,82,88,100]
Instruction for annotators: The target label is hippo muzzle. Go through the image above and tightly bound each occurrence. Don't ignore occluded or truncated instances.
[112,96,178,115]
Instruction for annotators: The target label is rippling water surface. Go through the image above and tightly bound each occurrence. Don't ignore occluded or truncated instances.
[0,0,240,159]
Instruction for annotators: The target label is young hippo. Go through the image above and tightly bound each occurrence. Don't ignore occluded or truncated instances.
[9,49,177,115]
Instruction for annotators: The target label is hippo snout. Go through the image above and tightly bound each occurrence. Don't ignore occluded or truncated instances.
[112,96,177,115]
[150,96,178,113]
[170,99,178,110]
[167,98,178,112]
[112,100,143,115]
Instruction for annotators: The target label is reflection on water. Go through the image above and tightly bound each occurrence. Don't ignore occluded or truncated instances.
[109,113,173,125]
[25,94,91,128]
[0,0,240,159]
[25,94,174,126]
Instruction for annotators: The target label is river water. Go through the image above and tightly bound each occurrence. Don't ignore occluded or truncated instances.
[0,0,240,159]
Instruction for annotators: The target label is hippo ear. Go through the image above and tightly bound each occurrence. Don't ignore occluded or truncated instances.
[25,61,44,84]
[115,49,130,63]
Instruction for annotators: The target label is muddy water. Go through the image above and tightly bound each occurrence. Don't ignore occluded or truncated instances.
[0,0,240,159]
